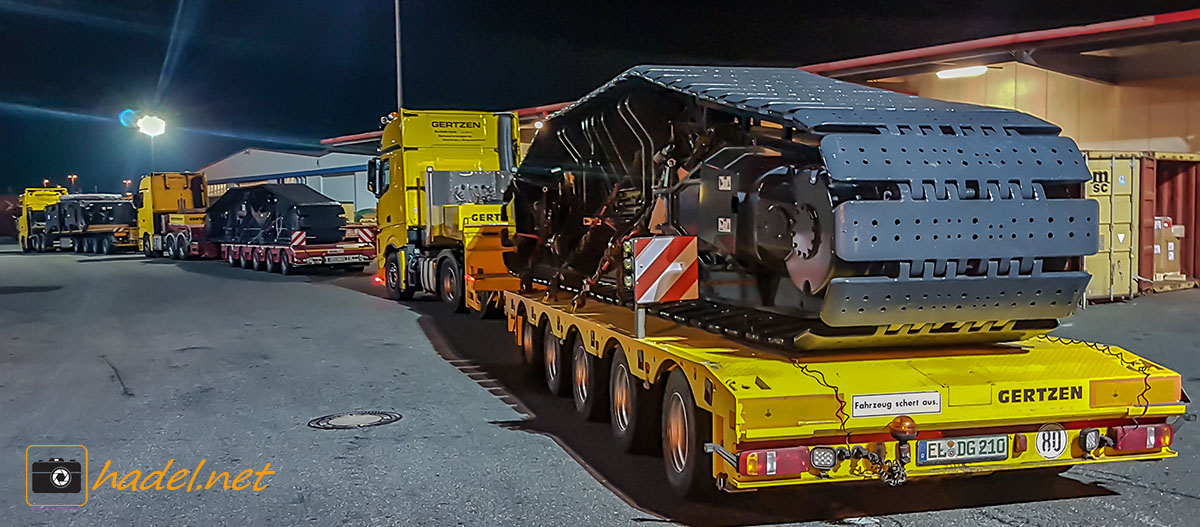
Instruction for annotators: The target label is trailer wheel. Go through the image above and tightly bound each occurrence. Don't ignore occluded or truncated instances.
[254,249,267,271]
[279,251,294,275]
[266,252,280,273]
[572,338,610,421]
[101,235,115,255]
[663,368,716,499]
[82,237,95,254]
[227,248,239,267]
[475,291,500,319]
[174,237,188,260]
[544,325,571,396]
[165,235,178,259]
[521,318,543,371]
[33,235,45,253]
[384,252,413,300]
[438,256,467,313]
[610,350,661,453]
[240,249,254,269]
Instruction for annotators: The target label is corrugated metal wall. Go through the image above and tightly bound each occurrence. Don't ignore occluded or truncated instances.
[1154,160,1200,279]
[0,194,18,237]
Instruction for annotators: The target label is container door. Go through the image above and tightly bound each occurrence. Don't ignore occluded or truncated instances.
[1084,156,1139,300]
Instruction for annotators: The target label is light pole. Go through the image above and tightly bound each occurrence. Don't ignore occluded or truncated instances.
[137,115,166,172]
[394,0,402,110]
[42,178,50,187]
[67,173,78,192]
[123,179,133,195]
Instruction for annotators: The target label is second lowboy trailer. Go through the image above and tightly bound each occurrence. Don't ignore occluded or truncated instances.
[502,66,1188,498]
[42,194,139,254]
[134,172,375,273]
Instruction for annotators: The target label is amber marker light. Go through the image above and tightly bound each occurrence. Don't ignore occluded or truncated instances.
[888,416,918,442]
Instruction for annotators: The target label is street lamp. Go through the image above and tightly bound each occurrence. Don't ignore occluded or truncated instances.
[123,179,133,190]
[66,174,78,192]
[42,178,50,187]
[137,115,166,172]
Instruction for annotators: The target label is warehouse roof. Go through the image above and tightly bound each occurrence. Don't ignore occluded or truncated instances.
[801,9,1200,83]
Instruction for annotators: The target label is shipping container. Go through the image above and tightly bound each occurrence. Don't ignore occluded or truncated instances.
[1086,152,1200,297]
[1144,153,1200,282]
[1084,153,1139,301]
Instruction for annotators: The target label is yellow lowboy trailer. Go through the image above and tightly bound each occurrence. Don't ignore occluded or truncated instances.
[506,291,1186,496]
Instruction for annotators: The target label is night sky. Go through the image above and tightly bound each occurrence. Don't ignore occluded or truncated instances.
[1,0,1194,193]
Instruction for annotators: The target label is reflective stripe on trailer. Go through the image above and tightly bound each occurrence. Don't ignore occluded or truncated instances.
[290,231,307,246]
[356,227,375,245]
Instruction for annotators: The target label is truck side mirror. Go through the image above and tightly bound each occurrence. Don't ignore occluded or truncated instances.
[132,192,144,209]
[366,158,378,195]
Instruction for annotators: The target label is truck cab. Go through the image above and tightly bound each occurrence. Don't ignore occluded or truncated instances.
[16,187,68,252]
[133,172,208,257]
[366,109,520,312]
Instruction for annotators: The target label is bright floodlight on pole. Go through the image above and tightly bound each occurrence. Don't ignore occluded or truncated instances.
[137,115,166,137]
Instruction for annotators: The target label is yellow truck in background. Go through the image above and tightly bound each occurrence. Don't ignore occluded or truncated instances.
[366,110,520,314]
[133,171,209,258]
[15,187,68,252]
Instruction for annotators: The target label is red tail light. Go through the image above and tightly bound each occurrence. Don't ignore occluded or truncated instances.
[739,446,810,477]
[1109,424,1172,451]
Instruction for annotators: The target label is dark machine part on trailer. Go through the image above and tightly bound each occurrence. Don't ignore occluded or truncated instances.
[508,65,1099,349]
[44,194,134,234]
[205,184,346,245]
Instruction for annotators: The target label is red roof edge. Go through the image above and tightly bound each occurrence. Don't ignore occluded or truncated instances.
[320,131,383,146]
[800,8,1200,75]
[515,101,572,117]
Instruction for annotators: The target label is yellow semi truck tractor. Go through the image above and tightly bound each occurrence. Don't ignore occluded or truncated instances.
[133,172,209,258]
[365,110,520,314]
[15,187,68,252]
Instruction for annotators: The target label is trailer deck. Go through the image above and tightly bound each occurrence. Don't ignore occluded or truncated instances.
[506,290,1185,491]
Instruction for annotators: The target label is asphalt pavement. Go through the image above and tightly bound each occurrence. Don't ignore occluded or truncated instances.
[2,241,1198,526]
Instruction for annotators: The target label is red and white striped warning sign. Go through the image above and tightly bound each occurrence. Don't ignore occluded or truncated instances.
[356,227,375,245]
[633,236,699,305]
[290,231,307,246]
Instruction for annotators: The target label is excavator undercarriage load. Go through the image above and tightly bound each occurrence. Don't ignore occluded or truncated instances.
[508,65,1099,350]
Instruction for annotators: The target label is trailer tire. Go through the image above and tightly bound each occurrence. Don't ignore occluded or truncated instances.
[610,351,660,453]
[73,237,83,253]
[663,368,716,499]
[475,291,500,319]
[280,251,294,275]
[266,252,280,273]
[240,249,254,269]
[101,235,115,255]
[572,338,610,420]
[544,325,571,396]
[33,235,46,253]
[165,235,178,259]
[174,238,188,260]
[438,256,466,313]
[521,319,543,371]
[384,252,413,300]
[254,249,267,271]
[228,248,239,267]
[83,237,95,254]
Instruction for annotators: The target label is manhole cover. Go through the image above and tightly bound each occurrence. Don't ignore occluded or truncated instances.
[308,411,402,430]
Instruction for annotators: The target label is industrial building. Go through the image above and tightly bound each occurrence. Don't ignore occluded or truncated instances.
[199,148,376,220]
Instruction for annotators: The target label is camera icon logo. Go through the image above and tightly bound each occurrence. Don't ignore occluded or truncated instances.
[32,458,83,493]
[26,445,88,507]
